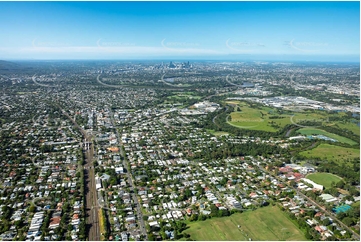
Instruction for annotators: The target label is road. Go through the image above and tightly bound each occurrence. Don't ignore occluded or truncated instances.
[97,74,124,88]
[285,127,294,137]
[56,104,100,241]
[290,114,323,129]
[159,73,186,88]
[212,105,229,128]
[204,75,240,101]
[249,157,360,241]
[225,74,242,87]
[96,73,181,91]
[108,108,148,240]
[32,75,57,87]
[296,190,360,240]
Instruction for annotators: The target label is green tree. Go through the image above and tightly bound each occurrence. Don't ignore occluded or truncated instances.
[322,218,331,226]
[210,204,219,217]
[28,205,36,213]
[218,209,230,217]
[342,217,354,227]
[198,213,207,221]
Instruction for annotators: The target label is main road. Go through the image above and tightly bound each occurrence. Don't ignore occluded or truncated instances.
[108,107,148,240]
[96,73,186,91]
[32,75,58,87]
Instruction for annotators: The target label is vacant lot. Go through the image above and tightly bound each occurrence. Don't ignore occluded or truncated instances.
[183,206,306,241]
[297,128,357,145]
[300,144,359,163]
[306,173,342,189]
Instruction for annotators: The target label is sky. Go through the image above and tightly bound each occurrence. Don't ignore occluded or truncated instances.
[0,1,359,61]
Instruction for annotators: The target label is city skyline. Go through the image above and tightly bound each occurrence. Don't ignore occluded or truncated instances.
[0,1,359,61]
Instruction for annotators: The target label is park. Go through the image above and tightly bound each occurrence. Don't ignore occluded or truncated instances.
[183,206,306,241]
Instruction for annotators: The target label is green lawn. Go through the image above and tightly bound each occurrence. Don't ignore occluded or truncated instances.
[224,101,360,136]
[291,111,360,135]
[297,128,357,145]
[300,144,360,163]
[291,112,329,125]
[206,129,229,136]
[183,206,307,241]
[168,94,201,99]
[227,102,292,132]
[335,122,360,136]
[306,173,342,189]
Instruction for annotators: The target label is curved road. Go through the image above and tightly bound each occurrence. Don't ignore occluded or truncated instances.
[160,74,180,87]
[96,73,182,91]
[212,105,229,128]
[96,74,124,88]
[290,115,321,128]
[225,74,242,87]
[32,75,58,88]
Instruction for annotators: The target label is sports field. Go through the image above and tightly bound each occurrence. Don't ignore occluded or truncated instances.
[297,128,357,145]
[306,173,342,189]
[300,144,359,163]
[183,206,306,241]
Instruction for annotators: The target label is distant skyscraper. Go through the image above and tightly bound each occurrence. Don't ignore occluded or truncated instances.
[169,61,176,68]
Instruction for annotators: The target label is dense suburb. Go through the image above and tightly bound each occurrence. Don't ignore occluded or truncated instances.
[0,60,359,241]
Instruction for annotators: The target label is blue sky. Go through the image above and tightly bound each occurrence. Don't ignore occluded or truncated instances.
[0,1,359,61]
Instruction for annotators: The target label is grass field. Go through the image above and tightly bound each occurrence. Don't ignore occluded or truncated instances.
[225,100,241,105]
[225,102,325,132]
[207,129,229,136]
[226,102,291,132]
[300,144,360,163]
[290,111,360,136]
[335,122,360,136]
[291,112,328,124]
[183,206,306,241]
[224,101,360,137]
[297,128,357,145]
[168,94,201,99]
[306,173,342,189]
